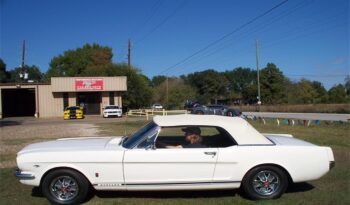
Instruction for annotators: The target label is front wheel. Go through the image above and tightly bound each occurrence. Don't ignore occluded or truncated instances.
[241,166,288,200]
[42,169,90,205]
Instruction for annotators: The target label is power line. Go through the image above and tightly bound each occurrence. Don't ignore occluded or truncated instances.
[181,0,309,69]
[286,74,348,77]
[117,0,164,62]
[131,0,164,41]
[134,0,187,46]
[158,0,289,75]
[169,0,346,75]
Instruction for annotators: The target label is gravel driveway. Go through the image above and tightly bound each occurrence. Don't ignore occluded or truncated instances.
[0,117,102,168]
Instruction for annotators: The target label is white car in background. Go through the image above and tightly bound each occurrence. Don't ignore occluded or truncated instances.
[151,103,163,110]
[15,115,334,205]
[102,105,122,118]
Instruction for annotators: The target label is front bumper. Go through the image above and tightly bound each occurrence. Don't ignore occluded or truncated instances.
[104,112,122,117]
[15,168,35,180]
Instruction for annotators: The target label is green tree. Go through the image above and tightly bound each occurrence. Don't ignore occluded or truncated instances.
[151,75,167,87]
[153,77,196,109]
[296,79,318,104]
[242,83,258,104]
[259,63,286,104]
[106,64,153,109]
[187,69,229,104]
[284,79,299,104]
[0,58,8,83]
[224,67,256,99]
[311,81,328,103]
[328,84,347,103]
[345,75,350,96]
[45,43,113,80]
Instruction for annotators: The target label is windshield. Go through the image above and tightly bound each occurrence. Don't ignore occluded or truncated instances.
[122,121,158,148]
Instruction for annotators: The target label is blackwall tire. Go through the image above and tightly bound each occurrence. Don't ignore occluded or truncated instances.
[42,169,90,205]
[241,166,288,200]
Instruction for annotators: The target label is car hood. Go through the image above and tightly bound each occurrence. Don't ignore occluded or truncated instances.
[18,137,124,155]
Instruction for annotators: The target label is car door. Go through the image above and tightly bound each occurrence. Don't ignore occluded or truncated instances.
[123,126,218,187]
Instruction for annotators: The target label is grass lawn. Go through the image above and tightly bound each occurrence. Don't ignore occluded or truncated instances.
[1,118,349,205]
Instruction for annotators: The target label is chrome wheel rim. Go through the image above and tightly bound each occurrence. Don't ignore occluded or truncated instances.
[50,176,79,201]
[252,170,280,196]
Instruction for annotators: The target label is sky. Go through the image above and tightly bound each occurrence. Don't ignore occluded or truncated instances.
[1,0,349,89]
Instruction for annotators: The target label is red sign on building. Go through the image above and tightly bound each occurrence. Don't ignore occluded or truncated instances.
[75,78,104,91]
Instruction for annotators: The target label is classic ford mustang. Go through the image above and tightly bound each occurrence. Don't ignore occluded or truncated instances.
[15,115,334,205]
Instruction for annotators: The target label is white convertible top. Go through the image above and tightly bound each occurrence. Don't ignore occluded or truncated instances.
[153,114,273,145]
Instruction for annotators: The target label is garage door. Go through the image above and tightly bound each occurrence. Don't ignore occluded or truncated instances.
[2,89,36,117]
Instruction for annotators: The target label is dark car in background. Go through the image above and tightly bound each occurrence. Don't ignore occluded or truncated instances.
[191,104,241,117]
[184,100,201,111]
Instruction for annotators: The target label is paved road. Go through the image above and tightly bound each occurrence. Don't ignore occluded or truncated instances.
[243,112,350,122]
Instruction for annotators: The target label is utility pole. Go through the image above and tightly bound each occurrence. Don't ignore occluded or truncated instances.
[127,38,131,66]
[255,39,261,110]
[21,40,26,68]
[19,40,28,82]
[166,76,169,109]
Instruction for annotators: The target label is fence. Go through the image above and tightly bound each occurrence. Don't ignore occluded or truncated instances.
[244,115,347,127]
[127,109,189,120]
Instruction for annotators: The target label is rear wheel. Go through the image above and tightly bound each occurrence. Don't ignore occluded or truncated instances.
[42,169,90,205]
[241,166,288,200]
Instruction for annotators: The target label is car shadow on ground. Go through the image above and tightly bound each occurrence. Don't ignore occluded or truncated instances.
[0,120,22,127]
[95,189,238,199]
[286,182,314,193]
[91,182,314,199]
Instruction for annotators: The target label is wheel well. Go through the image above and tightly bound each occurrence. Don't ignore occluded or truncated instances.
[244,163,294,184]
[40,167,92,187]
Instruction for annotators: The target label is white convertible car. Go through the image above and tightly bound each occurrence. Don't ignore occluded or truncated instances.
[16,115,334,205]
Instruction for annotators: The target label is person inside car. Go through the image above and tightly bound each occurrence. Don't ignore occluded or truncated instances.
[165,127,206,148]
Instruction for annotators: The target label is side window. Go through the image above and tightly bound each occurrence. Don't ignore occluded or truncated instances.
[156,127,186,148]
[206,127,237,148]
[155,126,236,149]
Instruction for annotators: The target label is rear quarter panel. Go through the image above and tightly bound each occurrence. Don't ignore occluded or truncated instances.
[214,145,330,183]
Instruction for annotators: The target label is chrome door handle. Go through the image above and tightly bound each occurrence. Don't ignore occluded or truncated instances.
[204,152,216,156]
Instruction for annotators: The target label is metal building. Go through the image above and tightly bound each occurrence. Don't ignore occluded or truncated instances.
[0,77,127,118]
